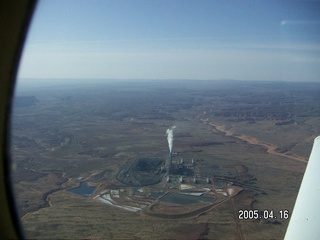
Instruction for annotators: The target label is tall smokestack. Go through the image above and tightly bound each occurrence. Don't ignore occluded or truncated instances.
[166,126,175,173]
[166,126,175,153]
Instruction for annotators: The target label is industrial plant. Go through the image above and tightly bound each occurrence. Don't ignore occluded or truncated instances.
[106,126,249,219]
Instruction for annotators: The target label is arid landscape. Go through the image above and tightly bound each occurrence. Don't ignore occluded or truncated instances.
[10,80,320,239]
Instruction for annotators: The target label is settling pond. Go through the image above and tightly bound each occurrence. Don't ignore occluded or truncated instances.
[67,182,96,197]
[161,192,216,205]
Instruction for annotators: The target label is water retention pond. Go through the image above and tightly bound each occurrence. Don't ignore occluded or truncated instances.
[67,182,96,197]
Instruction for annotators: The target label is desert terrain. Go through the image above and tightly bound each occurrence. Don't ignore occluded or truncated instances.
[11,80,320,239]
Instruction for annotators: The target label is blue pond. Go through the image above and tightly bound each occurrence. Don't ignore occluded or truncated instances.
[67,182,96,197]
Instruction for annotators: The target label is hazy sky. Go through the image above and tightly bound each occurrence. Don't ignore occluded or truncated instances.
[18,0,320,82]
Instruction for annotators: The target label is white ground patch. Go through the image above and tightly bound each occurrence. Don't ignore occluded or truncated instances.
[98,194,142,212]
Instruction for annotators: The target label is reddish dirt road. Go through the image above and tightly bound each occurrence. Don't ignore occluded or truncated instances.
[201,119,308,164]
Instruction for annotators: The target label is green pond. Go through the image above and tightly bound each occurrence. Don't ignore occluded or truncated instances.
[161,192,216,205]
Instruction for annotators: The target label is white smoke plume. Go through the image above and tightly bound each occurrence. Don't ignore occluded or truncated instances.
[166,126,176,153]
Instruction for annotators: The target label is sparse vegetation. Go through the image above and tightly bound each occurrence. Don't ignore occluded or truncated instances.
[11,80,319,239]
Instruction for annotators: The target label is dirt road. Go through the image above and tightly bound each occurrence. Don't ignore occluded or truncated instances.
[201,119,308,164]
